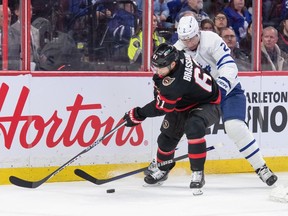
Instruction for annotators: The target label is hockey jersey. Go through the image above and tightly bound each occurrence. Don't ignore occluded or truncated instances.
[139,51,220,118]
[174,30,240,95]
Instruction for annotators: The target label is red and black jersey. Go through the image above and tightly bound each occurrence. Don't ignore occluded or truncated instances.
[139,51,221,118]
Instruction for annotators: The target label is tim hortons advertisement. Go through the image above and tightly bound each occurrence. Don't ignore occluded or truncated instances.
[0,75,287,168]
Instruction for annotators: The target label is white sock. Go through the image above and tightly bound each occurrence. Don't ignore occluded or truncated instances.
[225,119,265,170]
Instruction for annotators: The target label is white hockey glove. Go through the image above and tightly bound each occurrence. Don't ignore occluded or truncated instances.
[216,77,231,99]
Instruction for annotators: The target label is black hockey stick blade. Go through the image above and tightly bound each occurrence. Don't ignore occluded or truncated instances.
[75,166,148,185]
[9,121,126,189]
[74,145,217,185]
[9,174,52,189]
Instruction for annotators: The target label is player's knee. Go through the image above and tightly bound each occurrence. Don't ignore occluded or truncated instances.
[157,133,179,152]
[225,119,255,150]
[185,117,206,139]
[224,119,248,140]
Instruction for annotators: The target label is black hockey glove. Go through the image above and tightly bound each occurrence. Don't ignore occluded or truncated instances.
[123,107,146,127]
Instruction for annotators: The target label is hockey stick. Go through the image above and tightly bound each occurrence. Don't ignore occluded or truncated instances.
[74,144,220,185]
[9,121,127,189]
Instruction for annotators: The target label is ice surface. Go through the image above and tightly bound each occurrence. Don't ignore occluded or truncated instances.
[0,172,287,216]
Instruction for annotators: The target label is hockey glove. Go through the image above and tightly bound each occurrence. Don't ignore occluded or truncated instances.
[123,107,146,127]
[216,77,231,100]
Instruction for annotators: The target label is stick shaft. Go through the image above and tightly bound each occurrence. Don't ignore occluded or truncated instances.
[9,121,127,188]
[74,145,216,185]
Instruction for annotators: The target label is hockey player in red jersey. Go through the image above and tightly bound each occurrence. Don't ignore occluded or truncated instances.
[123,43,221,195]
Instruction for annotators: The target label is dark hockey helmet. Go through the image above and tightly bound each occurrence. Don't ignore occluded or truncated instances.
[151,43,179,68]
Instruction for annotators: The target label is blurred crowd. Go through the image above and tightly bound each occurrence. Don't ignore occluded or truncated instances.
[1,0,288,71]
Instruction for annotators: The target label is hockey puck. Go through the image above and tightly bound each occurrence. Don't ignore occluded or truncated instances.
[106,189,115,193]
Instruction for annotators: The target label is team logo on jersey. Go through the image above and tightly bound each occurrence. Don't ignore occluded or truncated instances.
[162,76,175,86]
[162,119,169,129]
[203,65,211,73]
[198,62,211,73]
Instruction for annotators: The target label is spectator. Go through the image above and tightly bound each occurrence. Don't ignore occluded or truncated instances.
[0,4,11,55]
[127,14,165,67]
[154,0,171,28]
[135,0,143,12]
[166,0,184,26]
[94,2,116,47]
[95,1,118,20]
[245,0,252,14]
[32,17,52,50]
[262,0,272,26]
[106,2,137,44]
[261,26,288,71]
[220,27,250,71]
[203,0,226,18]
[277,15,288,54]
[69,0,88,18]
[37,31,90,71]
[223,0,251,42]
[239,21,252,60]
[175,0,210,26]
[262,0,285,28]
[0,4,11,30]
[176,10,197,27]
[8,2,40,70]
[213,11,229,35]
[200,18,215,31]
[281,0,288,20]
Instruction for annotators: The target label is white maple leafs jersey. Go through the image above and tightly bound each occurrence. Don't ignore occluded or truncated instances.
[174,31,240,94]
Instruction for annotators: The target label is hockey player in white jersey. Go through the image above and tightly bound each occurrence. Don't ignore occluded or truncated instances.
[146,15,278,187]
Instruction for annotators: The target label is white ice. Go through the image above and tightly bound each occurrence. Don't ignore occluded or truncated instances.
[0,172,288,216]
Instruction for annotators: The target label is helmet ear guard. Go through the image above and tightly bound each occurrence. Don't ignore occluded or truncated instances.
[177,16,199,40]
[151,43,179,68]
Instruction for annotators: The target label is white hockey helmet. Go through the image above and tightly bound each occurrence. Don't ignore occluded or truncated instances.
[177,16,199,40]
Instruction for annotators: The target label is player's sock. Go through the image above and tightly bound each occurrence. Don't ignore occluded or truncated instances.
[225,120,265,168]
[225,120,278,185]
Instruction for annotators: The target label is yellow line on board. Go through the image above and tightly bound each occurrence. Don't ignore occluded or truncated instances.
[1,157,288,185]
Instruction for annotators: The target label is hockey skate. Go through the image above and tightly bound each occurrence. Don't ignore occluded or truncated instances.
[190,171,205,196]
[256,164,278,186]
[144,162,175,186]
[144,159,158,176]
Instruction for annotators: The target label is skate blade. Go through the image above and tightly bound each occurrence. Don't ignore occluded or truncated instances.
[143,182,164,187]
[192,188,203,196]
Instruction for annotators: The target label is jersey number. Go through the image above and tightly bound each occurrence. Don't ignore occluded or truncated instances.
[194,67,212,92]
[220,42,229,52]
[156,95,165,109]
